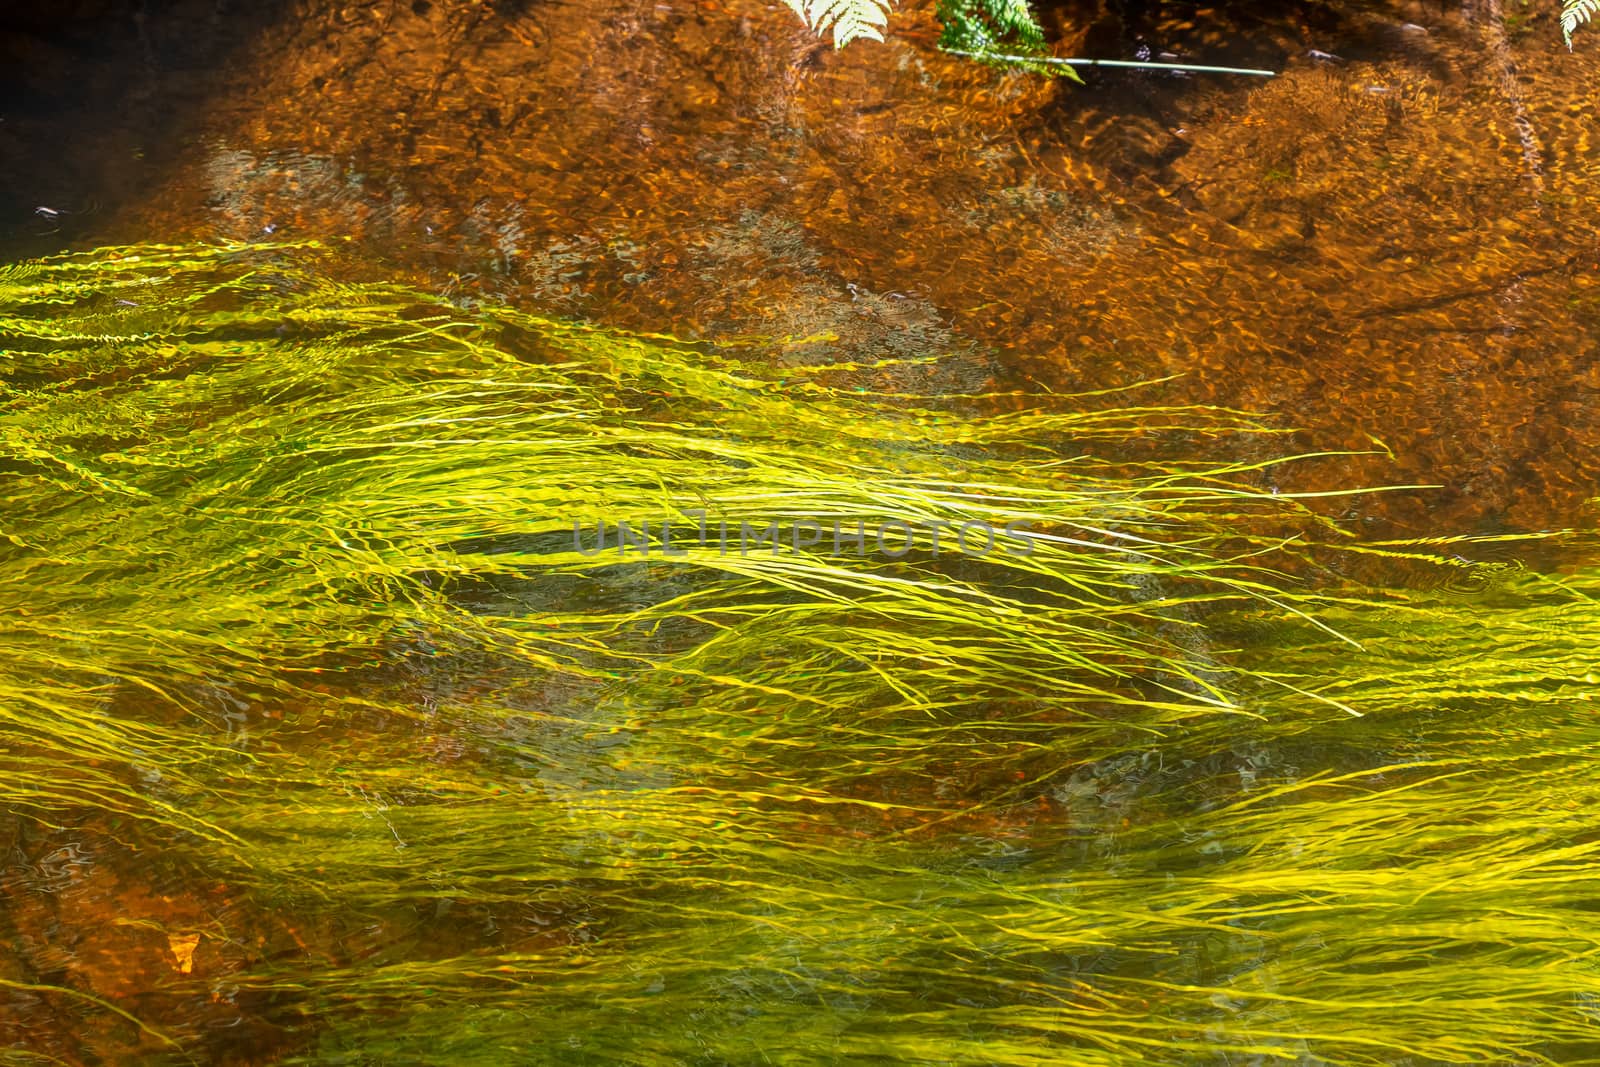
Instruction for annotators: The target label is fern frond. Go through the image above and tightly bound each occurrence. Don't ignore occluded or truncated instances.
[782,0,893,47]
[935,0,1072,78]
[937,0,1045,54]
[1563,0,1598,46]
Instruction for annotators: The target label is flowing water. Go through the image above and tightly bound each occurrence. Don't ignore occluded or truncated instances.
[3,0,1600,1061]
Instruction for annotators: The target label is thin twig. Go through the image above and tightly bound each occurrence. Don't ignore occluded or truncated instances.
[942,48,1277,76]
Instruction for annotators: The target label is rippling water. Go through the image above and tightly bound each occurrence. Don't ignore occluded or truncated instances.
[7,0,1598,535]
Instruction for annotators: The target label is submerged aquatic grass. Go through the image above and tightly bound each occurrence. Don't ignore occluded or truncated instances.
[2,241,1598,1063]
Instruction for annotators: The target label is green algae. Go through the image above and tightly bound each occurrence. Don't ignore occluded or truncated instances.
[2,241,1598,1064]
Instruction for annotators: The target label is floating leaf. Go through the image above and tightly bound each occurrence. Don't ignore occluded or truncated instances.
[166,933,201,975]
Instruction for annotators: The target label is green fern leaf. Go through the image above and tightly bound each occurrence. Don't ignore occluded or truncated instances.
[1563,0,1598,45]
[935,0,1074,78]
[782,0,893,47]
[937,0,1045,54]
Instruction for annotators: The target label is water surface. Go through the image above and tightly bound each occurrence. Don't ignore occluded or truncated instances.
[2,0,1599,1059]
